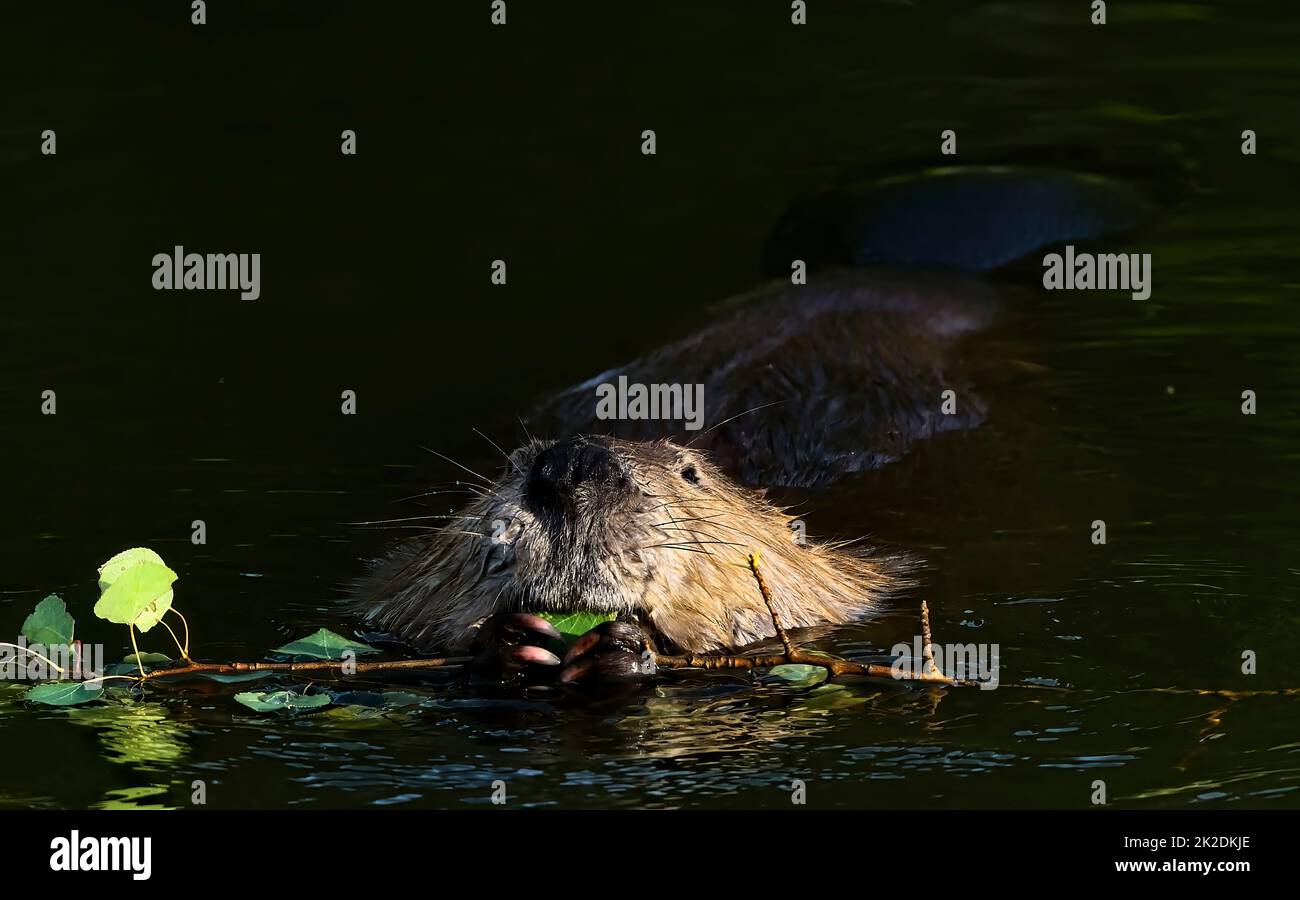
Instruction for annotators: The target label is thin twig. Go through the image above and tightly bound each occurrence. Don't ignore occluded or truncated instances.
[654,552,965,687]
[919,599,942,679]
[748,551,794,657]
[137,655,472,683]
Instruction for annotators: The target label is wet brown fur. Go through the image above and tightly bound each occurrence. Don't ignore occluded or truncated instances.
[353,437,909,654]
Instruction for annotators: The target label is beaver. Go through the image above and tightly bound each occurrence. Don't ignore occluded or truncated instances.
[354,434,911,682]
[355,167,1157,682]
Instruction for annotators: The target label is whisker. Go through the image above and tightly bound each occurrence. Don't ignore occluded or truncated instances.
[438,529,492,541]
[825,534,870,551]
[392,486,490,504]
[472,427,512,466]
[655,493,759,556]
[644,539,746,549]
[657,489,692,551]
[345,514,479,526]
[516,415,535,445]
[645,497,737,515]
[653,512,748,530]
[417,444,499,489]
[685,400,787,447]
[665,533,748,548]
[351,525,442,533]
[655,527,748,549]
[636,543,715,556]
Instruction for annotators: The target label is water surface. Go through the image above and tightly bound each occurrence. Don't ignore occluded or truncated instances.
[3,1,1298,809]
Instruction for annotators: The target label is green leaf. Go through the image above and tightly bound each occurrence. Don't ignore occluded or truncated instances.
[797,683,872,711]
[25,682,104,706]
[20,595,75,646]
[103,652,173,676]
[93,560,177,632]
[538,610,616,641]
[198,670,275,684]
[378,691,422,707]
[766,663,829,688]
[123,651,172,666]
[0,682,28,701]
[271,628,378,661]
[323,692,426,724]
[97,547,167,592]
[234,690,332,713]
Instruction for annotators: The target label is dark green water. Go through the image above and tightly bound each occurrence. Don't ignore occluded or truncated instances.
[3,1,1298,809]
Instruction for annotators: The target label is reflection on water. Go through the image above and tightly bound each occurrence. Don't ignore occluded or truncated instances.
[66,700,192,772]
[61,699,192,809]
[92,787,174,811]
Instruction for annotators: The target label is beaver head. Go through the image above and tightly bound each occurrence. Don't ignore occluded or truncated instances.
[354,435,909,654]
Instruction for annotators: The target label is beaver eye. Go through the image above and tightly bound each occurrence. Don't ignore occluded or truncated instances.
[680,465,699,484]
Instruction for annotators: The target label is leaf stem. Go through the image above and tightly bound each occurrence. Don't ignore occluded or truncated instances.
[168,606,191,659]
[128,625,144,678]
[79,674,140,687]
[0,642,68,677]
[158,617,187,661]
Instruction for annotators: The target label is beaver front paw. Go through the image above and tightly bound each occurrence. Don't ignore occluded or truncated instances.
[558,620,658,685]
[468,612,563,683]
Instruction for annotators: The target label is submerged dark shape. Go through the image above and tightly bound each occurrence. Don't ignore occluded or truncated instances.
[535,166,1157,489]
[761,166,1157,275]
[530,268,999,488]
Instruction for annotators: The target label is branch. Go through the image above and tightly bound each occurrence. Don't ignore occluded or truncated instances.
[919,599,942,679]
[138,655,471,682]
[748,551,793,657]
[654,552,970,687]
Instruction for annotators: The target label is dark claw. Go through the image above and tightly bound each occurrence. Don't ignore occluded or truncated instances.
[562,630,602,665]
[473,612,561,648]
[469,612,565,684]
[508,613,563,642]
[557,657,595,684]
[558,621,658,685]
[511,645,561,666]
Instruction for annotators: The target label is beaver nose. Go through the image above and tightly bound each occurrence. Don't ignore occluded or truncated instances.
[526,437,622,512]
